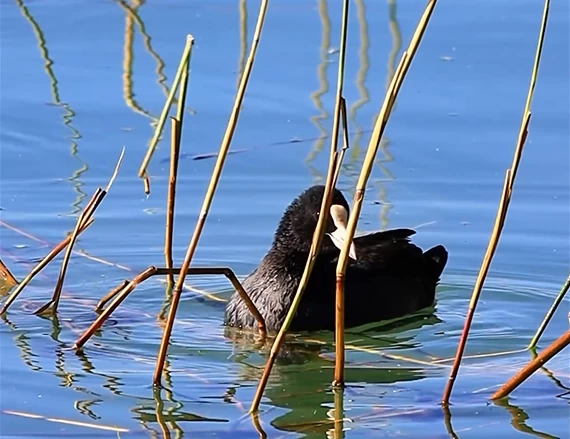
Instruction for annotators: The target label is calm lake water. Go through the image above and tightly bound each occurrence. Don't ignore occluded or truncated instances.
[1,0,569,437]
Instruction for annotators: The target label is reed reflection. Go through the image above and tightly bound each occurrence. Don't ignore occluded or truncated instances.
[305,0,402,231]
[15,0,88,217]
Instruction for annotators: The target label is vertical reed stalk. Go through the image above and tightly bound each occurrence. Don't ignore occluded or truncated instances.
[249,0,351,413]
[333,0,437,387]
[138,35,194,194]
[164,117,181,285]
[442,0,550,404]
[151,0,270,387]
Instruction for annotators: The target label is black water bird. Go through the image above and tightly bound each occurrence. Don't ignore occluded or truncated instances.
[224,185,448,332]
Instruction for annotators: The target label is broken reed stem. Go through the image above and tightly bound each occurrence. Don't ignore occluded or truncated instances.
[33,148,125,316]
[0,217,95,314]
[73,266,263,350]
[250,0,351,413]
[138,35,194,194]
[491,329,570,400]
[333,0,437,388]
[0,259,18,289]
[164,117,181,285]
[151,0,269,388]
[442,0,550,405]
[34,188,105,316]
[527,274,570,350]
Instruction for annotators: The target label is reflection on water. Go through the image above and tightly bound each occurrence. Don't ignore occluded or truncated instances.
[15,0,88,217]
[1,0,569,437]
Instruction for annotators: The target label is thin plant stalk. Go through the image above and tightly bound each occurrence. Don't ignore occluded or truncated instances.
[34,148,125,316]
[138,35,194,193]
[442,0,550,404]
[164,117,182,285]
[0,217,95,314]
[73,266,265,350]
[491,329,570,400]
[527,274,570,350]
[332,97,350,186]
[0,259,18,289]
[249,0,351,413]
[151,0,269,388]
[333,0,437,387]
[95,280,129,311]
[34,188,104,316]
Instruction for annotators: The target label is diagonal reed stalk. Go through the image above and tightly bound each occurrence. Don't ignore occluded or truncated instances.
[34,148,125,316]
[527,274,570,350]
[333,0,437,387]
[249,0,351,414]
[0,218,95,313]
[491,329,570,400]
[138,35,194,194]
[164,117,182,285]
[73,266,264,350]
[151,0,269,387]
[441,0,551,405]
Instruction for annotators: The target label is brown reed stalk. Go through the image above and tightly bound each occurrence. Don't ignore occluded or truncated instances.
[0,217,95,314]
[73,266,265,349]
[333,0,437,387]
[0,259,18,292]
[34,148,125,316]
[95,280,129,311]
[527,274,570,350]
[151,0,269,388]
[491,329,570,400]
[164,117,182,285]
[442,0,550,404]
[249,0,351,414]
[138,35,194,194]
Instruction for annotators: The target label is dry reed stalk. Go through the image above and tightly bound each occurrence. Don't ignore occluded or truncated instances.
[0,259,18,292]
[73,266,264,349]
[138,35,194,194]
[95,280,129,311]
[164,117,182,285]
[333,0,437,387]
[34,148,125,316]
[248,0,351,414]
[442,0,550,404]
[491,329,570,400]
[151,0,269,388]
[527,274,570,350]
[0,217,96,314]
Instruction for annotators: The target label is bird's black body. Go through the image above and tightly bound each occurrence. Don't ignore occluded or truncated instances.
[224,185,448,332]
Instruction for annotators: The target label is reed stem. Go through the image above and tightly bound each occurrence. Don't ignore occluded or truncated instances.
[442,0,550,404]
[250,0,351,412]
[164,117,182,285]
[491,329,570,400]
[74,266,264,350]
[151,0,269,388]
[527,274,570,350]
[138,35,194,193]
[333,0,437,387]
[0,217,95,314]
[34,148,125,316]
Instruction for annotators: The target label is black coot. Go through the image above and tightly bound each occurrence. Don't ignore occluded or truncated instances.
[224,185,448,332]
